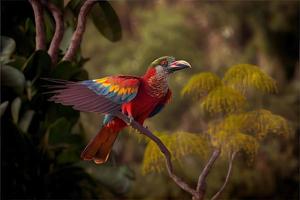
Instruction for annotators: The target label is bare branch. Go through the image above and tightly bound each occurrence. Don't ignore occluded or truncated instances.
[113,111,200,200]
[211,151,237,200]
[63,0,96,61]
[46,1,64,64]
[29,0,46,50]
[196,149,221,199]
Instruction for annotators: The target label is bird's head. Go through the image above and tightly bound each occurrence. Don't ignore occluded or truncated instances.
[144,56,191,79]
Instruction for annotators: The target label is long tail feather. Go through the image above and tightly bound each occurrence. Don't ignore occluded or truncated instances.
[81,119,126,164]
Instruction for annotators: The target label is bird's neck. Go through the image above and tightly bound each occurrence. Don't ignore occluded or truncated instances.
[143,68,169,98]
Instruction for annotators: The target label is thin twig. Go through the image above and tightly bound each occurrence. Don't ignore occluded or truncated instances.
[211,151,237,200]
[63,0,96,61]
[113,111,200,200]
[196,149,221,199]
[46,1,64,64]
[29,0,46,50]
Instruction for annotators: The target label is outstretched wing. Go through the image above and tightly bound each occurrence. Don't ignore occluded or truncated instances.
[45,76,141,113]
[148,89,172,117]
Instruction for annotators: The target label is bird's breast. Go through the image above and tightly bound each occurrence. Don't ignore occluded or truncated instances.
[122,81,168,122]
[145,73,169,98]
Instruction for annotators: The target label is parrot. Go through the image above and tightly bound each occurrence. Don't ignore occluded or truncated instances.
[47,56,191,164]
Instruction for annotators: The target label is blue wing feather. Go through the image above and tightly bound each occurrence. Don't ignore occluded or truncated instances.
[149,104,165,117]
[148,89,172,118]
[81,76,140,105]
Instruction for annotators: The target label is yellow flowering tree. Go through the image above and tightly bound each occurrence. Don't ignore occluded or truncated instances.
[138,64,291,200]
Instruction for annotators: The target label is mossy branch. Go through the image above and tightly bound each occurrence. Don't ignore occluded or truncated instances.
[29,0,46,50]
[63,0,96,61]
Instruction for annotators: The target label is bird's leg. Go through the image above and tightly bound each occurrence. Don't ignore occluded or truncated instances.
[127,115,134,126]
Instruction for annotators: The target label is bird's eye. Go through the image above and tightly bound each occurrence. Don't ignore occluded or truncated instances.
[160,60,168,67]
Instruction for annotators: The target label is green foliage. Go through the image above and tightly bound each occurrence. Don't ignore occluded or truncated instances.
[1,1,125,198]
[181,72,222,98]
[182,64,278,115]
[91,1,122,42]
[243,109,292,140]
[201,86,247,114]
[22,50,52,83]
[1,36,99,198]
[11,97,21,124]
[66,0,122,42]
[0,101,9,118]
[84,164,135,195]
[0,36,16,63]
[180,64,291,160]
[223,64,278,94]
[1,65,26,95]
[142,132,209,174]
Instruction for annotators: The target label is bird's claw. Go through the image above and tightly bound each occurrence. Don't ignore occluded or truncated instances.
[127,116,134,125]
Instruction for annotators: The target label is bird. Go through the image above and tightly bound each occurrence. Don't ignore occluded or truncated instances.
[47,56,191,164]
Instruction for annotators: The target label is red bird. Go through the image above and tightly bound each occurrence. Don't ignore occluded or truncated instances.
[48,56,191,164]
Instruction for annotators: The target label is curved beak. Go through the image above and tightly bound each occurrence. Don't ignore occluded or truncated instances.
[167,60,192,73]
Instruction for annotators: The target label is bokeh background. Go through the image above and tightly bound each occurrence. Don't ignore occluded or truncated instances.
[1,1,299,199]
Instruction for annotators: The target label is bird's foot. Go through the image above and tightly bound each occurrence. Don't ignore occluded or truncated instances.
[127,116,134,125]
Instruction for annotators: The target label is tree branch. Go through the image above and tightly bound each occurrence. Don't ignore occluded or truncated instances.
[210,151,237,200]
[196,149,221,199]
[29,0,46,50]
[46,1,64,64]
[63,0,96,61]
[113,111,200,200]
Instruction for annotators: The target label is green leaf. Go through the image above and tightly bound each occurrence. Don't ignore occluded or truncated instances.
[59,27,74,53]
[18,110,35,132]
[11,97,21,124]
[91,1,122,42]
[43,11,55,44]
[22,50,52,83]
[0,36,16,64]
[57,146,80,163]
[51,0,64,9]
[47,118,72,145]
[72,69,89,81]
[46,103,79,126]
[66,0,84,15]
[26,81,33,100]
[24,18,35,33]
[84,164,135,194]
[51,60,80,79]
[0,101,9,118]
[64,0,73,7]
[1,65,26,95]
[6,55,27,71]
